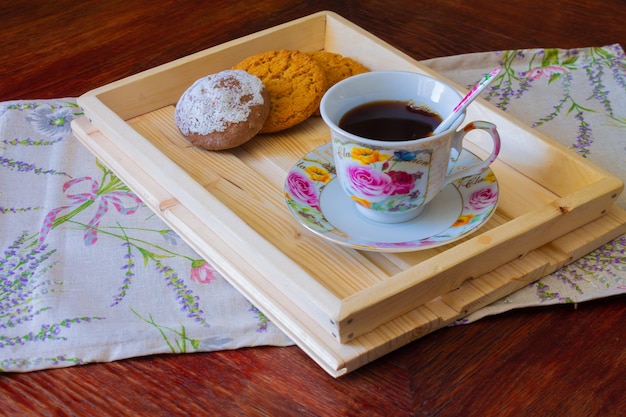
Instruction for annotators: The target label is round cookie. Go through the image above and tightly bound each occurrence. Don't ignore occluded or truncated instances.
[233,50,326,133]
[308,51,369,88]
[174,69,270,150]
[307,51,369,115]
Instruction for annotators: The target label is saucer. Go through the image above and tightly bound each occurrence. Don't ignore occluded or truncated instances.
[284,142,499,252]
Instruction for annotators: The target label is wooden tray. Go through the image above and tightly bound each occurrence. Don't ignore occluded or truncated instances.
[73,11,624,375]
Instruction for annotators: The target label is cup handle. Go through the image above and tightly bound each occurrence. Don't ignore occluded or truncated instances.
[445,121,501,184]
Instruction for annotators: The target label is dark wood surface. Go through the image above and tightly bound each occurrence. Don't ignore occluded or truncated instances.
[2,1,625,416]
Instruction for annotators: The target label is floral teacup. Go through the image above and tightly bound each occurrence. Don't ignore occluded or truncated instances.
[320,71,501,223]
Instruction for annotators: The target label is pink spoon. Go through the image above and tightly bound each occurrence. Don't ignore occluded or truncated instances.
[433,66,502,134]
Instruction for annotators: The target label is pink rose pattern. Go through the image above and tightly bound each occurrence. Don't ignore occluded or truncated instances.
[345,164,395,202]
[467,185,498,210]
[286,171,322,211]
[340,146,425,212]
[344,165,422,203]
[284,162,334,232]
[387,170,417,195]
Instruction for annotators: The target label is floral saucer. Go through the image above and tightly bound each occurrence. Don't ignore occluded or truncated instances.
[284,142,499,252]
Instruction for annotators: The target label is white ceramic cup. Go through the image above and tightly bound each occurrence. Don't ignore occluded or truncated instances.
[320,70,501,223]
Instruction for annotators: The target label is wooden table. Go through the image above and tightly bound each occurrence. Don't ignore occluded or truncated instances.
[2,1,625,415]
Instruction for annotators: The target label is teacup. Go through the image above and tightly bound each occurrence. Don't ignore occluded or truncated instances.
[320,70,501,223]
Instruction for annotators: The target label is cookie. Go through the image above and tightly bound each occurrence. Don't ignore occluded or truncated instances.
[308,51,369,89]
[174,69,270,150]
[233,50,326,133]
[307,51,370,115]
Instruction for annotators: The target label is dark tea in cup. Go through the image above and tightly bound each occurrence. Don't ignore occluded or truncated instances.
[338,100,442,141]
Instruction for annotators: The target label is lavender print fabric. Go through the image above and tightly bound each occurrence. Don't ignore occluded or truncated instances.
[0,100,292,372]
[424,44,626,321]
[2,45,626,372]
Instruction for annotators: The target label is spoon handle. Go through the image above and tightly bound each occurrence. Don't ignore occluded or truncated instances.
[433,67,502,134]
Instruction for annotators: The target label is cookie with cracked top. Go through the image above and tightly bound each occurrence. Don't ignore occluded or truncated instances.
[233,50,326,133]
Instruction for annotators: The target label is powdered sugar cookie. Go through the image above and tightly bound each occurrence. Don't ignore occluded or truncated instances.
[174,69,270,150]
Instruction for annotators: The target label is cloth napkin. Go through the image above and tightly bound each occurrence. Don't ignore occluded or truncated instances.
[2,45,625,372]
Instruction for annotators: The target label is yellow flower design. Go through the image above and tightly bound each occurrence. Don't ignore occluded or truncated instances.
[351,147,390,165]
[305,165,331,183]
[483,171,497,183]
[453,214,475,227]
[350,195,372,208]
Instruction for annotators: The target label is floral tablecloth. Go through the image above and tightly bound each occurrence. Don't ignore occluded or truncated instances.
[2,45,625,372]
